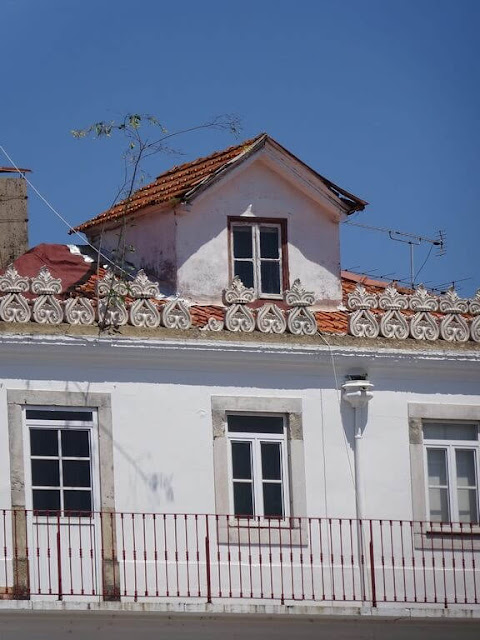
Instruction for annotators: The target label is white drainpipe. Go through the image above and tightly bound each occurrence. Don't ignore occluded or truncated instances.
[342,377,374,601]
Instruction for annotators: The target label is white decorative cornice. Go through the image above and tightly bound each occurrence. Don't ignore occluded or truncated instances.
[347,284,377,311]
[257,304,286,334]
[0,265,29,294]
[284,279,315,308]
[223,276,255,305]
[129,270,160,299]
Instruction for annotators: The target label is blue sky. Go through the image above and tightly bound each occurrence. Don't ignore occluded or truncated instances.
[1,0,479,294]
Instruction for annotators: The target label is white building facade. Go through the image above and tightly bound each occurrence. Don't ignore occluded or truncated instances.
[0,137,479,638]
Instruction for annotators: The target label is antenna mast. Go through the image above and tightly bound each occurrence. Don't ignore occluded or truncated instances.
[344,221,446,288]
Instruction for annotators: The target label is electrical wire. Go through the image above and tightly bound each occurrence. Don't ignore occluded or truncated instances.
[413,244,434,284]
[317,330,356,490]
[0,144,133,279]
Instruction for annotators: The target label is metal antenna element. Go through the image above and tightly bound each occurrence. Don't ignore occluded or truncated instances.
[344,221,447,288]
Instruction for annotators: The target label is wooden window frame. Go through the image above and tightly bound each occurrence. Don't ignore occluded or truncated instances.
[228,217,289,299]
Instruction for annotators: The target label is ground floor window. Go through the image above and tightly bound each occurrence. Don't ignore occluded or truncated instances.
[26,408,95,516]
[227,414,288,518]
[424,422,479,524]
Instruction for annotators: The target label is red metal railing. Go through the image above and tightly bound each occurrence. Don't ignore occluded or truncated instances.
[0,510,479,607]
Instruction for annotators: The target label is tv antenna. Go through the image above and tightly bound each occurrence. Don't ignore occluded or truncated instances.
[344,221,446,288]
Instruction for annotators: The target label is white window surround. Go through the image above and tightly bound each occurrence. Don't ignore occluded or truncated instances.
[6,389,119,599]
[408,403,480,549]
[230,221,284,299]
[212,396,307,545]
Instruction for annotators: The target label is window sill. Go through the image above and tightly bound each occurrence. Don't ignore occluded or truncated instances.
[425,524,480,537]
[217,516,308,546]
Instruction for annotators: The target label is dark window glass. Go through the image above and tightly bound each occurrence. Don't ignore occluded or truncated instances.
[33,489,60,513]
[30,429,58,456]
[261,442,282,480]
[26,410,93,422]
[64,490,92,514]
[263,483,283,517]
[234,260,254,288]
[31,459,60,487]
[231,442,252,479]
[62,460,91,488]
[260,261,281,294]
[233,482,254,517]
[61,430,90,457]
[259,227,279,259]
[228,415,284,434]
[232,226,253,258]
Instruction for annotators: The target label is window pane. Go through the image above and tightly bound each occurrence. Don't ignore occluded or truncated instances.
[260,261,281,294]
[62,460,91,488]
[424,423,477,441]
[30,429,58,456]
[26,409,93,422]
[457,488,478,523]
[263,483,284,517]
[429,487,450,522]
[64,490,92,514]
[31,459,60,487]
[231,442,252,479]
[259,227,279,259]
[61,430,90,457]
[456,450,477,487]
[233,482,254,517]
[261,442,281,480]
[33,489,60,513]
[427,449,448,486]
[232,226,253,258]
[228,415,284,434]
[234,260,254,288]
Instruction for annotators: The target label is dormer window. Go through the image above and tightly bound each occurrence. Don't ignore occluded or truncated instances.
[229,218,288,298]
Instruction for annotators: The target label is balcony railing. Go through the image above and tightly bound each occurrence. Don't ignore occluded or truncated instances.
[0,510,479,607]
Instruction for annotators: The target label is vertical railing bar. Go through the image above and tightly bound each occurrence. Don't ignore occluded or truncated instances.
[194,515,200,598]
[142,513,148,597]
[205,515,212,603]
[89,511,95,596]
[440,521,448,608]
[348,519,355,601]
[153,514,159,597]
[369,520,377,607]
[173,514,179,597]
[67,513,73,595]
[132,513,138,601]
[227,515,233,598]
[184,514,190,598]
[328,518,335,601]
[399,520,407,602]
[215,515,222,598]
[298,517,305,601]
[339,519,346,601]
[120,513,127,597]
[409,520,417,603]
[258,518,264,599]
[308,518,315,600]
[163,514,169,598]
[56,511,62,600]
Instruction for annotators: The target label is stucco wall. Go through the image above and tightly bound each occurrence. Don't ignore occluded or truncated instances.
[93,207,176,294]
[175,158,342,307]
[0,338,478,523]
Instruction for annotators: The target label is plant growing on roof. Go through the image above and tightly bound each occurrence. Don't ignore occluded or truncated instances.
[72,112,242,330]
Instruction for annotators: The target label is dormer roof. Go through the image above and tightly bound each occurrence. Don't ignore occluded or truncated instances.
[72,134,367,235]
